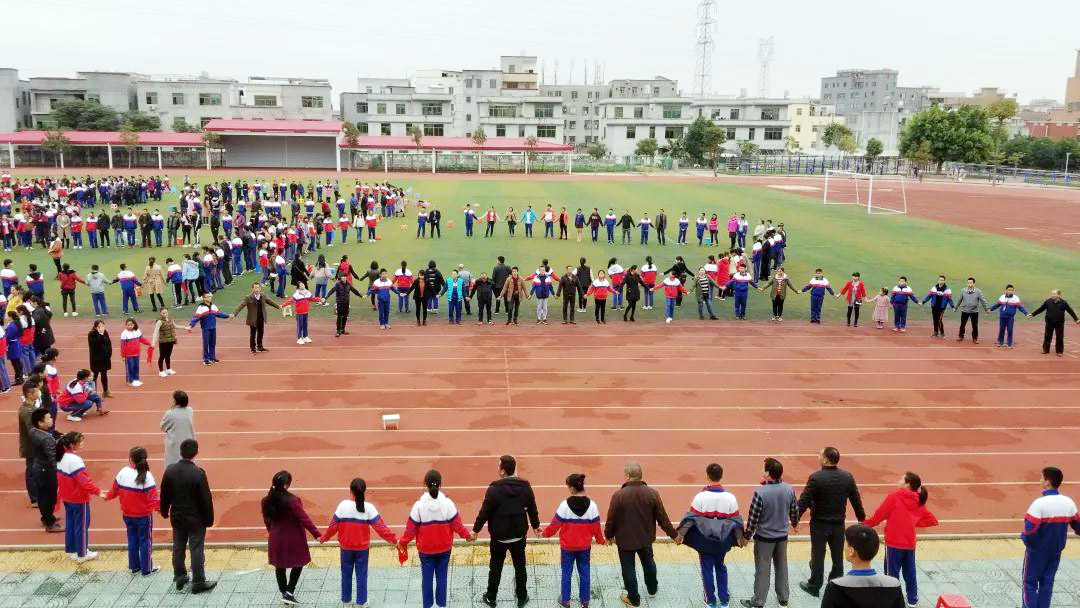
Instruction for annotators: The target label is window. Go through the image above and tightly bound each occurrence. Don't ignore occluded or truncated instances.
[376,103,387,114]
[569,121,576,129]
[726,127,736,140]
[729,108,740,119]
[496,124,506,137]
[535,103,555,118]
[795,125,802,133]
[652,86,660,95]
[631,87,639,95]
[199,93,222,106]
[761,107,779,120]
[356,102,368,113]
[172,93,185,105]
[582,107,589,115]
[811,125,818,132]
[145,92,158,105]
[466,114,472,122]
[172,117,188,130]
[465,97,471,103]
[200,117,214,127]
[509,64,516,73]
[396,103,406,115]
[423,123,444,136]
[449,87,453,94]
[584,121,591,130]
[614,107,624,118]
[649,126,655,138]
[593,120,599,129]
[764,127,782,140]
[86,94,100,103]
[633,107,643,118]
[466,79,474,88]
[253,95,277,106]
[380,123,391,135]
[662,105,681,119]
[587,92,593,99]
[568,135,576,144]
[404,123,413,133]
[301,96,324,108]
[537,125,556,138]
[422,102,442,116]
[664,126,683,139]
[358,123,368,134]
[489,79,497,89]
[796,107,803,116]
[571,90,578,99]
[518,126,525,137]
[488,105,516,118]
[747,128,756,140]
[626,126,636,138]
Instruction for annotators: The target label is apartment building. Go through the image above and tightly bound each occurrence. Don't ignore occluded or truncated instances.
[340,78,454,137]
[25,71,135,128]
[538,84,608,148]
[0,68,30,131]
[596,77,689,156]
[691,97,791,153]
[786,101,843,151]
[819,69,930,153]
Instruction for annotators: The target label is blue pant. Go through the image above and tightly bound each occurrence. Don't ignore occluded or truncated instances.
[810,294,824,322]
[894,304,909,329]
[88,232,98,248]
[699,550,729,607]
[698,297,716,319]
[295,314,309,339]
[640,229,649,244]
[314,282,327,300]
[665,297,677,319]
[0,359,8,391]
[419,551,450,608]
[545,222,554,238]
[644,289,655,308]
[367,227,375,240]
[201,327,217,362]
[998,316,1016,346]
[398,292,410,313]
[734,293,748,318]
[465,222,473,237]
[64,502,90,557]
[560,549,591,604]
[125,228,135,246]
[1023,548,1061,608]
[73,233,83,247]
[426,293,439,312]
[124,356,140,383]
[276,271,287,297]
[61,397,95,418]
[124,515,154,574]
[884,546,917,605]
[153,229,162,247]
[678,226,687,244]
[232,254,243,276]
[448,299,462,323]
[606,225,614,242]
[21,345,36,374]
[340,549,370,604]
[378,299,391,326]
[612,284,624,309]
[122,290,139,314]
[91,293,108,315]
[326,231,334,245]
[340,228,348,243]
[524,223,533,237]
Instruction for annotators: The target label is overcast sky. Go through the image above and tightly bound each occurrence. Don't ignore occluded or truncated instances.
[7,0,1078,108]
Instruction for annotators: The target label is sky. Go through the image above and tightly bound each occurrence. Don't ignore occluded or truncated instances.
[6,0,1078,109]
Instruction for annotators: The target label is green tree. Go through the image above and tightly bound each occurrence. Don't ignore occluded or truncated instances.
[784,135,801,154]
[120,111,161,131]
[820,123,853,148]
[471,127,488,146]
[736,140,760,160]
[202,131,222,150]
[702,123,727,175]
[51,99,120,130]
[658,136,685,159]
[586,142,607,160]
[988,99,1018,124]
[119,126,140,168]
[41,130,71,167]
[864,137,883,161]
[342,121,360,170]
[408,125,423,152]
[683,117,715,164]
[899,105,994,171]
[524,135,539,161]
[172,121,202,133]
[634,137,658,157]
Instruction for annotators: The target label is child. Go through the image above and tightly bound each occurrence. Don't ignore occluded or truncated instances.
[283,282,321,344]
[57,431,105,562]
[57,369,108,421]
[530,267,553,324]
[724,263,758,320]
[868,287,891,329]
[366,271,395,330]
[863,472,937,607]
[115,263,142,314]
[397,470,473,608]
[989,284,1028,348]
[186,293,229,364]
[319,478,398,606]
[542,474,605,608]
[119,319,150,386]
[641,257,658,310]
[889,276,919,332]
[607,258,625,310]
[839,272,867,327]
[800,269,836,324]
[104,446,161,575]
[394,262,413,313]
[586,270,612,324]
[655,271,688,323]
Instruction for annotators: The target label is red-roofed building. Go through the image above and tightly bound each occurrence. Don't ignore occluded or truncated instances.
[0,130,208,170]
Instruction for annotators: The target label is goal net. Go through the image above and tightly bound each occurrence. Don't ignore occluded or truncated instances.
[823,170,908,215]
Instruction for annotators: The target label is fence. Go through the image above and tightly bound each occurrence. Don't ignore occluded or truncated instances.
[723,154,904,176]
[943,162,1077,187]
[341,151,659,174]
[2,146,224,169]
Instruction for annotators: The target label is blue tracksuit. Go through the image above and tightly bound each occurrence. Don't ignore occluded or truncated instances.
[1021,489,1080,608]
[801,278,835,322]
[990,294,1028,347]
[889,285,919,329]
[725,272,759,318]
[445,278,467,323]
[189,304,228,363]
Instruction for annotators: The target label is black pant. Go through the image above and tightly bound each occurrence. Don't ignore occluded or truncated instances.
[506,296,520,323]
[1044,321,1066,354]
[772,296,785,318]
[594,299,606,323]
[959,312,979,340]
[618,547,657,606]
[61,290,76,313]
[275,567,303,594]
[729,232,737,248]
[486,539,527,600]
[100,230,110,246]
[559,224,568,238]
[173,283,184,307]
[141,230,152,248]
[429,222,441,238]
[25,458,36,503]
[92,369,109,394]
[33,466,58,527]
[414,303,427,324]
[478,297,492,322]
[157,341,175,371]
[336,306,349,334]
[657,228,666,245]
[577,287,589,311]
[249,322,265,351]
[624,299,637,321]
[931,306,946,335]
[485,222,495,237]
[149,293,164,311]
[562,297,575,322]
[846,304,860,326]
[172,523,207,584]
[807,520,845,591]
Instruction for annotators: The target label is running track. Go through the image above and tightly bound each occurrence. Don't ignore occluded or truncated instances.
[2,317,1078,546]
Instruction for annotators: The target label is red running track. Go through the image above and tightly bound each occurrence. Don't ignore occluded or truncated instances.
[1,318,1078,546]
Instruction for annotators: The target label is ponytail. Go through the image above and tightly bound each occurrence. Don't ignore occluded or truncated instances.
[424,469,442,499]
[904,472,928,506]
[350,477,367,513]
[56,431,83,461]
[130,446,150,486]
[262,471,293,522]
[566,473,586,493]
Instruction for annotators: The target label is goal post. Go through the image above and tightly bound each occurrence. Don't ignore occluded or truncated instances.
[823,169,907,215]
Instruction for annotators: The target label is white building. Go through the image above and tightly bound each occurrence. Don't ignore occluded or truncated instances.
[26,71,135,128]
[340,78,454,137]
[691,97,792,154]
[539,83,609,148]
[0,68,30,131]
[593,77,689,156]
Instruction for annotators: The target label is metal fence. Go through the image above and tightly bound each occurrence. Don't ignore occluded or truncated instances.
[722,155,904,175]
[943,162,1077,187]
[2,146,223,169]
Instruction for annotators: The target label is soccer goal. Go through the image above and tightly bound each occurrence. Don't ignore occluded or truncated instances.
[823,169,908,215]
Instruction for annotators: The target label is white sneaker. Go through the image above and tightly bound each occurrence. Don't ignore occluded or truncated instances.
[130,380,143,387]
[67,415,82,422]
[75,551,98,563]
[167,369,176,375]
[665,318,672,323]
[159,371,168,377]
[63,312,69,317]
[304,337,312,343]
[72,312,78,317]
[297,338,305,345]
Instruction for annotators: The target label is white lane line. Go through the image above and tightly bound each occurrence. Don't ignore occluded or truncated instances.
[112,370,1080,377]
[141,356,1073,363]
[1005,227,1028,230]
[100,405,1080,414]
[97,387,1080,394]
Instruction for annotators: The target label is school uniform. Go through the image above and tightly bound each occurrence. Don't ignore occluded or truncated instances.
[921,284,955,336]
[658,276,689,321]
[542,497,605,605]
[1021,488,1080,608]
[188,305,229,363]
[725,271,759,319]
[801,277,836,323]
[990,293,1028,347]
[365,278,394,328]
[282,291,321,342]
[119,329,150,383]
[105,467,161,574]
[57,451,101,558]
[680,485,744,608]
[399,492,472,608]
[321,500,398,605]
[116,270,141,314]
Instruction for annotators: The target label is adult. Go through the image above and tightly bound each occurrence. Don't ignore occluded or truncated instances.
[1028,289,1080,357]
[87,320,113,397]
[428,207,442,238]
[30,297,54,357]
[796,446,866,598]
[954,277,990,343]
[575,257,592,313]
[18,383,40,508]
[262,471,320,605]
[604,462,678,607]
[492,256,511,314]
[499,267,528,326]
[289,255,309,289]
[232,282,280,354]
[473,455,540,608]
[161,390,195,469]
[741,457,799,608]
[142,257,166,312]
[820,525,904,608]
[160,439,216,594]
[29,408,62,532]
[1021,466,1080,608]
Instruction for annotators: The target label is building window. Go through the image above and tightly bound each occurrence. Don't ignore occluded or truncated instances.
[747,127,756,140]
[593,120,599,129]
[518,126,526,137]
[358,122,368,134]
[571,90,578,99]
[172,117,188,130]
[465,79,473,88]
[488,105,517,118]
[729,108,740,119]
[396,103,406,115]
[404,123,413,133]
[489,79,497,89]
[649,126,655,138]
[664,126,683,139]
[253,95,277,106]
[170,93,184,105]
[568,135,576,144]
[569,121,576,129]
[422,102,443,116]
[811,125,818,132]
[86,94,100,103]
[376,103,387,114]
[423,123,444,136]
[356,102,368,113]
[301,96,324,108]
[199,93,222,106]
[466,114,472,121]
[582,106,589,115]
[653,86,660,95]
[796,107,803,116]
[614,107,624,118]
[726,127,736,140]
[761,107,780,120]
[535,103,555,118]
[662,105,681,119]
[496,124,506,137]
[764,127,783,140]
[537,125,556,138]
[466,97,471,103]
[587,92,593,99]
[626,126,636,138]
[145,92,158,105]
[633,107,643,118]
[380,123,391,135]
[200,117,214,126]
[795,125,802,133]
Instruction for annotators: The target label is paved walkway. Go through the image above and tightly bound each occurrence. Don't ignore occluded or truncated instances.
[1,539,1076,607]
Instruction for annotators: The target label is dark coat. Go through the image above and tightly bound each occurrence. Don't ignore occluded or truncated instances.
[32,306,54,352]
[262,494,319,568]
[576,265,591,290]
[161,458,215,529]
[491,263,511,292]
[556,275,579,300]
[1031,298,1079,324]
[624,273,643,303]
[289,258,309,287]
[407,280,429,303]
[470,277,495,301]
[232,293,280,326]
[424,267,445,294]
[87,329,112,372]
[604,480,678,550]
[796,465,866,523]
[472,477,541,541]
[327,281,363,310]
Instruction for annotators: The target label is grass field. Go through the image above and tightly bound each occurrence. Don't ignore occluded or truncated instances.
[7,175,1077,325]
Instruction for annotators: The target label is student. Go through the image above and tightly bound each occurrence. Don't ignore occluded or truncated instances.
[530,267,553,324]
[574,208,585,242]
[444,269,468,325]
[867,288,891,330]
[104,446,161,575]
[165,258,184,309]
[801,269,836,324]
[119,319,150,386]
[542,474,605,608]
[725,263,759,320]
[863,472,938,607]
[319,478,398,606]
[1021,466,1080,608]
[586,270,612,324]
[819,525,905,608]
[839,272,867,328]
[262,471,320,606]
[695,213,708,246]
[505,207,517,237]
[921,275,954,338]
[57,431,105,562]
[654,271,688,324]
[989,284,1028,348]
[640,257,658,310]
[331,275,367,334]
[394,262,414,313]
[56,263,85,317]
[152,308,181,376]
[955,277,990,343]
[675,463,746,608]
[282,283,321,345]
[889,277,919,332]
[742,458,798,608]
[607,258,625,310]
[760,267,798,322]
[397,470,474,608]
[622,266,642,322]
[115,264,142,314]
[57,369,108,421]
[186,293,230,363]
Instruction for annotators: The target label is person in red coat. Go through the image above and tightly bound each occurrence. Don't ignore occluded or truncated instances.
[862,472,938,606]
[261,471,320,606]
[839,272,868,327]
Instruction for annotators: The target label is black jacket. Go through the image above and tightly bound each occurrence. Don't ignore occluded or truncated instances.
[492,263,511,291]
[797,465,866,523]
[29,427,57,472]
[556,275,579,300]
[31,306,54,352]
[617,214,635,229]
[470,277,494,301]
[472,476,540,541]
[1031,298,1078,324]
[424,267,445,294]
[161,458,215,528]
[327,281,363,309]
[664,261,691,281]
[576,265,591,289]
[624,273,642,302]
[87,329,112,372]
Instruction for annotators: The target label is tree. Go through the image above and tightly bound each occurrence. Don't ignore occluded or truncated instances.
[119,126,140,168]
[524,135,539,161]
[658,136,686,159]
[50,99,120,130]
[837,134,858,156]
[701,123,727,176]
[408,125,423,152]
[683,117,719,164]
[343,121,360,170]
[784,135,801,154]
[202,131,222,150]
[471,127,488,146]
[864,137,883,161]
[586,142,607,160]
[173,121,202,133]
[120,111,161,132]
[40,130,71,167]
[634,137,658,157]
[899,105,994,171]
[988,99,1018,124]
[736,140,760,160]
[820,123,853,148]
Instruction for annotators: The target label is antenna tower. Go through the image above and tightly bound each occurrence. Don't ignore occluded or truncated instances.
[756,37,775,98]
[693,0,716,99]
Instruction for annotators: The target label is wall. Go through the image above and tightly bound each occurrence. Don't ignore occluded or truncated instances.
[0,69,27,132]
[222,134,338,168]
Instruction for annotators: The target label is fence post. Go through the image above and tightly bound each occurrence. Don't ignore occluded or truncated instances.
[7,142,13,169]
[157,146,163,171]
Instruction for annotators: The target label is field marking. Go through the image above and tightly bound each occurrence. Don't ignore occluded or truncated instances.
[51,332,1050,340]
[1005,227,1028,230]
[150,356,1072,363]
[115,370,1080,378]
[100,405,1080,414]
[103,387,1080,394]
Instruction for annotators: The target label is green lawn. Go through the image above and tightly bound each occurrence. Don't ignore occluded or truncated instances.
[7,176,1076,324]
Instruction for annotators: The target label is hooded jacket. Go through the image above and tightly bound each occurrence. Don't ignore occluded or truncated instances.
[400,491,471,555]
[472,476,540,541]
[863,488,938,550]
[542,495,605,550]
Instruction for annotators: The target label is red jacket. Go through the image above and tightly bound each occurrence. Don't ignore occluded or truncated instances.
[104,466,160,517]
[320,499,398,550]
[57,452,101,505]
[283,291,321,314]
[839,280,867,304]
[542,497,605,550]
[400,492,471,555]
[863,488,938,550]
[57,270,84,291]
